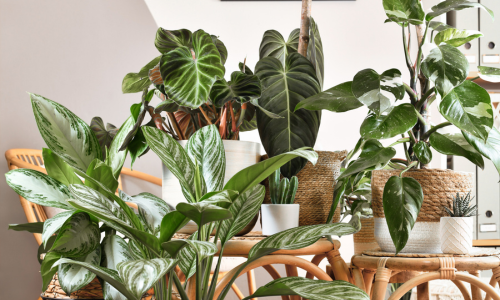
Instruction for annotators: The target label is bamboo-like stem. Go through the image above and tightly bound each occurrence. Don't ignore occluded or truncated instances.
[228,101,238,139]
[167,112,185,140]
[199,106,213,125]
[297,0,312,56]
[219,105,228,139]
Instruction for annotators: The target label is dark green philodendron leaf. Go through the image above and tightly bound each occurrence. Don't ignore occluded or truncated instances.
[255,53,321,178]
[155,28,192,54]
[413,141,432,165]
[209,71,261,107]
[429,131,484,168]
[211,35,228,65]
[239,62,254,75]
[259,29,299,67]
[90,117,118,159]
[426,0,494,21]
[439,80,493,141]
[434,28,483,47]
[360,103,418,139]
[422,43,468,96]
[243,277,369,300]
[383,176,424,254]
[42,148,82,186]
[383,0,425,25]
[429,21,454,32]
[295,81,363,113]
[478,66,500,83]
[155,100,179,113]
[176,202,232,227]
[128,127,149,169]
[308,18,324,89]
[102,235,132,300]
[160,29,225,108]
[58,247,100,294]
[51,212,100,258]
[8,222,44,233]
[351,69,404,115]
[463,127,500,174]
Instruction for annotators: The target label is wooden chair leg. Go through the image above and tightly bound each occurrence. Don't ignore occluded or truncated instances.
[326,249,351,283]
[372,258,392,300]
[453,280,472,300]
[231,283,245,300]
[362,269,376,296]
[485,266,500,300]
[469,270,482,300]
[351,266,366,291]
[417,282,430,300]
[247,270,257,300]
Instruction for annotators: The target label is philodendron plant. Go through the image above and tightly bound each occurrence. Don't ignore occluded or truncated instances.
[7,94,367,300]
[296,0,499,253]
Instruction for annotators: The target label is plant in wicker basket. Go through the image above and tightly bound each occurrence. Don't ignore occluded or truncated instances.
[296,0,500,253]
[7,95,367,300]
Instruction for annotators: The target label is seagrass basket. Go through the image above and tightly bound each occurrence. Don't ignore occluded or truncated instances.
[262,150,347,226]
[353,217,379,255]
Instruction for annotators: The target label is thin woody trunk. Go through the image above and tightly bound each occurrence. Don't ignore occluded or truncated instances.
[297,0,312,57]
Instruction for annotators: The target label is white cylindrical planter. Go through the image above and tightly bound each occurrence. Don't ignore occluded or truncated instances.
[440,217,473,254]
[261,204,300,236]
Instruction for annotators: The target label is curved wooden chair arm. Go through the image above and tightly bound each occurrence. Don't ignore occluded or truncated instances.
[119,167,162,186]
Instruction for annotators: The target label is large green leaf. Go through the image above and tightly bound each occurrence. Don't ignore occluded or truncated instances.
[107,116,135,178]
[90,117,118,159]
[85,159,119,195]
[295,81,363,113]
[185,124,225,193]
[307,18,324,89]
[439,80,493,140]
[478,66,500,83]
[209,71,261,107]
[43,148,82,186]
[58,247,100,294]
[184,240,218,262]
[5,169,72,210]
[255,53,321,178]
[51,212,100,257]
[41,252,61,291]
[383,176,424,254]
[102,235,132,300]
[211,35,228,65]
[126,192,172,236]
[426,0,494,21]
[155,28,192,54]
[429,132,484,168]
[421,42,469,96]
[259,29,299,67]
[463,127,500,174]
[42,211,73,247]
[117,258,177,300]
[159,211,189,244]
[142,126,206,203]
[176,202,232,227]
[219,184,265,244]
[243,277,369,300]
[8,222,44,233]
[360,103,418,139]
[160,29,225,108]
[434,28,483,47]
[383,0,425,25]
[351,69,404,115]
[30,93,101,171]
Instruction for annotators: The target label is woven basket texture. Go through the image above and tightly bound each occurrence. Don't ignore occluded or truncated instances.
[353,217,378,255]
[262,151,347,226]
[372,169,473,222]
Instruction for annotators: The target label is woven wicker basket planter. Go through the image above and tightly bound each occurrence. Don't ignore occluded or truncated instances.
[262,151,347,226]
[372,169,473,253]
[353,217,378,255]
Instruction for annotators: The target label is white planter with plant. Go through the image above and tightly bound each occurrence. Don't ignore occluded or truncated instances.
[440,192,477,254]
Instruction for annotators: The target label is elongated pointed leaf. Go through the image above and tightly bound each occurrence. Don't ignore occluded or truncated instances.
[307,18,324,89]
[421,43,469,96]
[117,258,177,300]
[8,222,44,233]
[5,169,72,210]
[176,202,232,227]
[58,247,100,294]
[439,80,493,140]
[220,184,265,244]
[360,103,418,139]
[155,28,192,54]
[102,235,132,300]
[295,81,363,113]
[143,126,205,203]
[478,66,500,83]
[41,252,61,291]
[108,116,135,178]
[383,176,424,254]
[177,233,198,279]
[160,29,225,108]
[259,29,299,67]
[31,93,101,169]
[383,0,425,25]
[426,0,494,21]
[351,69,404,115]
[185,124,225,193]
[430,131,484,168]
[463,127,500,174]
[42,211,73,247]
[51,212,99,257]
[434,28,483,47]
[85,159,118,195]
[128,192,172,236]
[90,117,118,159]
[160,211,189,244]
[199,190,238,205]
[255,53,321,177]
[161,240,189,258]
[43,148,82,186]
[210,71,261,107]
[185,240,218,262]
[244,277,369,300]
[429,21,454,32]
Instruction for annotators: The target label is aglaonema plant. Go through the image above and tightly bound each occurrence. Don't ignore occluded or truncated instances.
[296,0,499,253]
[7,94,368,300]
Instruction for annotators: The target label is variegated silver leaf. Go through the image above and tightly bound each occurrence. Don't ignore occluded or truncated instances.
[128,192,172,236]
[107,116,135,178]
[102,235,132,300]
[58,247,100,294]
[185,240,218,262]
[199,190,238,205]
[177,233,197,279]
[42,211,73,247]
[51,212,100,258]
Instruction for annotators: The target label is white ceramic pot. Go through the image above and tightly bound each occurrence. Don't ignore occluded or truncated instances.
[440,217,473,254]
[261,204,300,236]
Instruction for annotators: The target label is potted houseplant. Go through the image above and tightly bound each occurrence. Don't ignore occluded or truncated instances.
[261,170,300,235]
[295,0,500,254]
[7,94,368,300]
[441,192,477,254]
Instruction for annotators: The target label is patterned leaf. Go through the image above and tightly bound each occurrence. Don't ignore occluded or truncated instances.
[434,28,483,47]
[211,35,228,65]
[42,148,82,186]
[478,66,500,83]
[155,28,192,54]
[426,0,494,21]
[108,116,135,178]
[185,124,225,192]
[5,169,72,210]
[90,117,118,159]
[185,240,218,262]
[199,190,238,205]
[142,126,206,202]
[429,132,484,168]
[160,29,225,108]
[463,127,500,174]
[210,71,261,107]
[102,235,132,300]
[244,277,369,300]
[127,192,172,236]
[307,18,324,89]
[177,233,197,279]
[42,211,73,247]
[259,29,299,67]
[58,247,100,294]
[295,81,363,113]
[51,212,100,257]
[117,258,177,300]
[30,93,101,171]
[382,0,425,25]
[255,53,321,178]
[176,202,232,227]
[360,103,418,139]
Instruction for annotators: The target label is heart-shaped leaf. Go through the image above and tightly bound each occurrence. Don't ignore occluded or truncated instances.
[383,0,425,25]
[51,212,100,258]
[155,28,192,54]
[295,81,363,113]
[90,117,118,159]
[478,66,500,83]
[42,148,82,186]
[58,247,100,294]
[255,53,321,177]
[360,103,418,139]
[426,0,494,21]
[429,131,484,168]
[210,71,261,107]
[351,69,404,115]
[176,202,232,227]
[259,29,299,67]
[439,80,493,140]
[463,127,500,174]
[434,28,483,47]
[102,235,132,300]
[413,141,432,165]
[42,211,73,247]
[383,176,424,254]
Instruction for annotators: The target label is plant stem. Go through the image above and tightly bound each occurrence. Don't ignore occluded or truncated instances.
[147,106,167,132]
[391,158,409,166]
[414,22,429,87]
[298,0,312,57]
[229,101,238,139]
[172,272,189,300]
[199,106,213,125]
[421,122,452,141]
[402,23,415,80]
[389,137,410,147]
[404,83,418,104]
[407,130,417,144]
[469,76,480,81]
[416,87,435,111]
[167,112,185,140]
[400,161,419,177]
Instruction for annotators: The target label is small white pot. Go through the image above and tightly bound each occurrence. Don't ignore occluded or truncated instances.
[261,204,299,236]
[440,217,473,254]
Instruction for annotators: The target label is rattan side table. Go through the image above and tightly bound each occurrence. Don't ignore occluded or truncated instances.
[351,248,500,300]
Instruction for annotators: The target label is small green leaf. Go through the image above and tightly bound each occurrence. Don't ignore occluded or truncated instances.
[108,116,136,178]
[478,66,500,83]
[463,127,500,174]
[413,141,432,165]
[426,0,494,21]
[176,202,232,227]
[360,103,418,139]
[429,131,484,169]
[429,21,454,32]
[90,117,118,159]
[43,148,82,186]
[85,159,119,195]
[155,28,192,54]
[383,0,425,25]
[161,240,189,258]
[434,28,483,47]
[8,222,44,233]
[295,81,363,113]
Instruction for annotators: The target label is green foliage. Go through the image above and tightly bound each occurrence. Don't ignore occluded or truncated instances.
[444,191,477,217]
[269,169,299,204]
